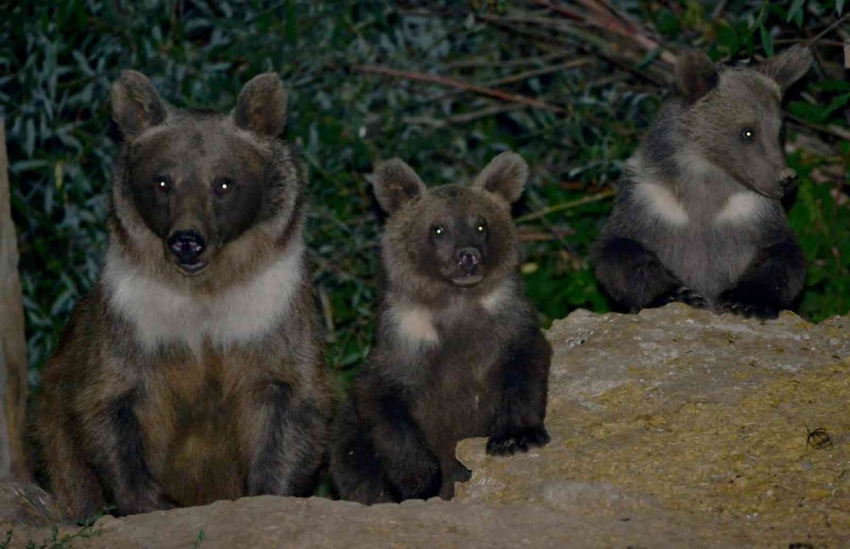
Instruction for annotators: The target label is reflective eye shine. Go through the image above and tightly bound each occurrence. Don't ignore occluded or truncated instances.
[153,176,171,193]
[433,226,445,237]
[215,178,234,196]
[476,224,486,234]
[741,128,755,141]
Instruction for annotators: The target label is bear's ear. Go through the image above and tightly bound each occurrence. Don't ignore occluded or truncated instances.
[111,70,167,139]
[675,50,719,103]
[233,73,288,138]
[473,151,528,205]
[372,159,426,215]
[758,45,812,95]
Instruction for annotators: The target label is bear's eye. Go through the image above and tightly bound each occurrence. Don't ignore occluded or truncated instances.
[214,178,235,196]
[432,225,445,237]
[476,222,487,235]
[741,128,756,142]
[153,176,172,194]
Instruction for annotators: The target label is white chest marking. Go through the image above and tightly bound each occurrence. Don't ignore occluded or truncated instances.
[480,280,514,315]
[389,303,439,348]
[105,241,305,356]
[715,192,766,225]
[635,182,690,227]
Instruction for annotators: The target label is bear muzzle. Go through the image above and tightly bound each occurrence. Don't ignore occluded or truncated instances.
[450,247,485,287]
[167,230,210,276]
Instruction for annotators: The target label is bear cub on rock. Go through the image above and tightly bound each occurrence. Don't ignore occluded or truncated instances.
[592,46,812,319]
[331,152,552,504]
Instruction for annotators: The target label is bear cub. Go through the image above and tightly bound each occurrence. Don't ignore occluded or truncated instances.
[591,46,812,319]
[34,71,333,520]
[331,152,552,504]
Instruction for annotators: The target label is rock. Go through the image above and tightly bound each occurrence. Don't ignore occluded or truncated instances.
[456,304,850,548]
[4,304,848,547]
[0,480,64,527]
[4,494,743,548]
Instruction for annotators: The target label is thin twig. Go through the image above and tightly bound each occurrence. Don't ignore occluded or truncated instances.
[531,0,678,64]
[516,189,615,223]
[353,65,565,113]
[787,114,850,142]
[420,57,591,108]
[450,104,528,123]
[806,14,850,47]
[404,104,529,128]
[442,51,571,70]
[712,0,730,20]
[774,38,846,48]
[485,57,593,86]
[537,207,580,257]
[482,18,671,86]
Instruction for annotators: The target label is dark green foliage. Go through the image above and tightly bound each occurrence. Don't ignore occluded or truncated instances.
[1,0,847,388]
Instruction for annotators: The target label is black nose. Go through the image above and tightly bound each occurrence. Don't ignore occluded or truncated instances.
[457,247,481,273]
[778,167,798,195]
[780,175,798,194]
[167,230,206,262]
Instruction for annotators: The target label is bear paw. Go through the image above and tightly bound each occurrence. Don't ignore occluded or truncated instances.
[649,286,708,310]
[717,287,780,319]
[486,426,550,456]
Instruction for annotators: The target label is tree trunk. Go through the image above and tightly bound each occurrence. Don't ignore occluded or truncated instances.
[0,118,30,480]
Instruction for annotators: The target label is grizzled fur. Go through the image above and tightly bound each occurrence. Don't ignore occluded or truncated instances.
[331,153,551,504]
[34,71,333,520]
[591,46,812,319]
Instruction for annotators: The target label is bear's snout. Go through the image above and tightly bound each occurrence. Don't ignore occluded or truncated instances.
[167,230,209,275]
[778,167,798,195]
[456,247,481,274]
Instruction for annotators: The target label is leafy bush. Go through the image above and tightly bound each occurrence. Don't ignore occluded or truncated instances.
[1,0,847,387]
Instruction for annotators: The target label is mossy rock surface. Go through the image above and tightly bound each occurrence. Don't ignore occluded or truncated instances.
[457,303,850,548]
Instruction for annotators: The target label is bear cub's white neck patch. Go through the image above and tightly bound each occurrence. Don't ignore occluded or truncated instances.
[714,192,768,225]
[480,279,515,314]
[634,182,690,226]
[389,303,440,348]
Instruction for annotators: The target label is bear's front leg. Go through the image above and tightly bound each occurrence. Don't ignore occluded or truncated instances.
[717,237,805,319]
[373,394,442,501]
[87,391,173,516]
[243,381,330,497]
[486,330,552,456]
[591,236,697,313]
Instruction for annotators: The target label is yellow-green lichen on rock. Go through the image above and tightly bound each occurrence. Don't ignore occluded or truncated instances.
[457,304,850,548]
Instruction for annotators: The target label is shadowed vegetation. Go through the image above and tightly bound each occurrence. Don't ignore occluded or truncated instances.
[1,0,847,391]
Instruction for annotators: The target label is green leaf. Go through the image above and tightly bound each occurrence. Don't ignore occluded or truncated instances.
[823,92,850,118]
[760,25,774,57]
[285,0,297,46]
[787,0,806,23]
[715,23,744,56]
[656,9,681,36]
[787,100,834,124]
[788,94,850,124]
[812,79,850,92]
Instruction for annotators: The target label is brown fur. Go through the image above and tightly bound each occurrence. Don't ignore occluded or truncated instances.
[34,71,333,520]
[592,47,811,318]
[331,153,551,504]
